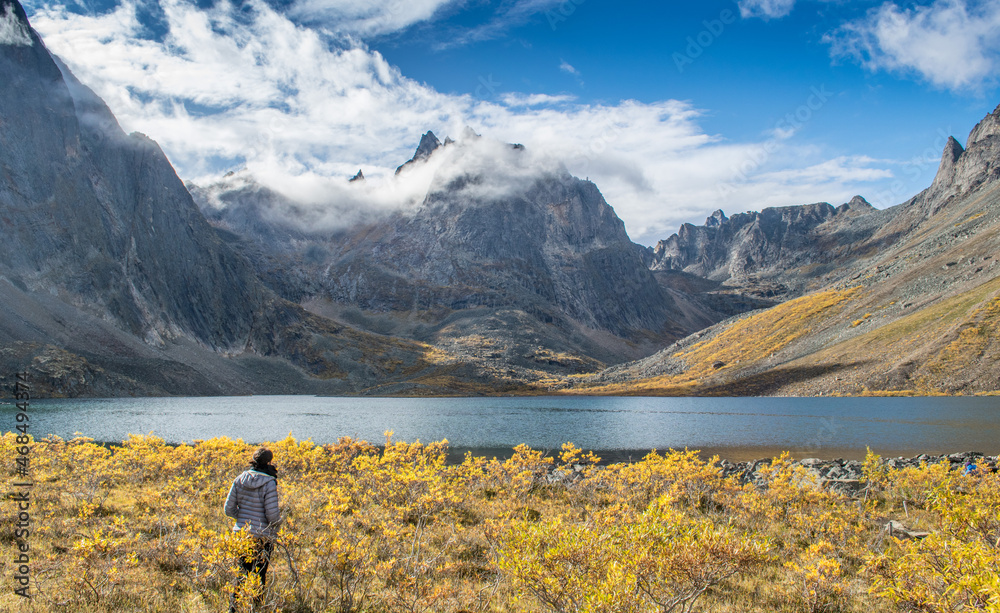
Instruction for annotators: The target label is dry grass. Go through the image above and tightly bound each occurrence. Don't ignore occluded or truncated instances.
[6,433,993,613]
[574,288,861,395]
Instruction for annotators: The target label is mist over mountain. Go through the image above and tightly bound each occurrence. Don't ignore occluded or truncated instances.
[193,132,734,375]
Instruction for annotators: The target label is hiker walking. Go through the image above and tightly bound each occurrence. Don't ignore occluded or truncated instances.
[225,447,281,612]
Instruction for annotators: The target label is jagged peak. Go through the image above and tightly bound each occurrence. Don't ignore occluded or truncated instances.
[966,102,1000,149]
[461,126,481,141]
[943,135,965,162]
[838,195,874,214]
[705,209,727,227]
[930,135,965,190]
[394,130,442,175]
[414,131,441,160]
[349,169,365,183]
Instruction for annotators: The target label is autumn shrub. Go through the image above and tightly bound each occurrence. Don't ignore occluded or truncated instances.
[1,431,998,612]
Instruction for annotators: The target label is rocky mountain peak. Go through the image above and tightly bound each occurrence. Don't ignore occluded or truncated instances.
[838,195,875,214]
[705,209,728,227]
[349,168,365,183]
[927,136,964,192]
[966,102,1000,149]
[919,106,1000,208]
[0,4,269,349]
[394,130,442,175]
[414,131,441,159]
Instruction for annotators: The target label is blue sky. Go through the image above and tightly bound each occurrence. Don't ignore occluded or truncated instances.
[21,0,1000,244]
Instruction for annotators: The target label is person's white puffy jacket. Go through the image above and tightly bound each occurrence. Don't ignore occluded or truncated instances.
[224,469,281,539]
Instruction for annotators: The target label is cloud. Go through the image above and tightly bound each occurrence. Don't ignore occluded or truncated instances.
[435,0,565,48]
[826,0,1000,91]
[1,4,33,45]
[201,133,569,233]
[738,0,797,20]
[284,0,459,38]
[559,59,579,75]
[28,0,898,245]
[499,92,576,107]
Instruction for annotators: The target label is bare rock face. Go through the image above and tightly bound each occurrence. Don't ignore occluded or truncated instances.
[0,0,263,349]
[919,104,1000,211]
[0,0,444,395]
[649,197,878,295]
[395,131,442,175]
[336,170,672,336]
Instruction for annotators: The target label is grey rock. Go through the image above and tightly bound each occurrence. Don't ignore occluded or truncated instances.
[0,2,447,396]
[0,3,262,349]
[198,157,716,371]
[885,520,930,540]
[648,197,878,297]
[394,131,442,175]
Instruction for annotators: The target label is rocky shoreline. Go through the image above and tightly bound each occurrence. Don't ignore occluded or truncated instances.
[545,450,997,497]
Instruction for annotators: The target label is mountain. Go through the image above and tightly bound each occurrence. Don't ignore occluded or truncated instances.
[8,0,999,398]
[648,196,879,299]
[194,136,739,379]
[0,0,453,397]
[581,103,1000,396]
[395,131,442,175]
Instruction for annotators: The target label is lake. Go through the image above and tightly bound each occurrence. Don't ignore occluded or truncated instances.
[4,395,1000,461]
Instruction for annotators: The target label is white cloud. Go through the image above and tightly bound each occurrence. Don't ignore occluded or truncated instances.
[0,4,33,46]
[826,0,1000,91]
[500,92,576,107]
[285,0,458,38]
[559,59,579,75]
[738,0,797,20]
[29,0,897,245]
[435,0,564,48]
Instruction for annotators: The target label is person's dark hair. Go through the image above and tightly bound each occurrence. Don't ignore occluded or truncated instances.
[251,447,273,469]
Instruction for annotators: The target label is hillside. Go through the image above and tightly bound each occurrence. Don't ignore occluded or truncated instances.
[580,104,1000,396]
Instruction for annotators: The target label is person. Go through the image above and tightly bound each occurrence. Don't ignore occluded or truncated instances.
[225,447,281,612]
[963,458,979,476]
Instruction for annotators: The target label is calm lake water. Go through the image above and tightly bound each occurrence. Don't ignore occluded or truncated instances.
[5,395,1000,461]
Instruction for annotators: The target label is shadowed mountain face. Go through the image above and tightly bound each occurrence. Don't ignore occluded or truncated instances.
[7,0,1000,397]
[324,168,671,336]
[0,0,261,348]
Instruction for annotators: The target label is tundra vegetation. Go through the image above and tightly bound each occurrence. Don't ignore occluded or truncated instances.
[1,432,997,612]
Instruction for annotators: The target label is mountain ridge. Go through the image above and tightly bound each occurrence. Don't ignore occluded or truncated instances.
[580,104,1000,396]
